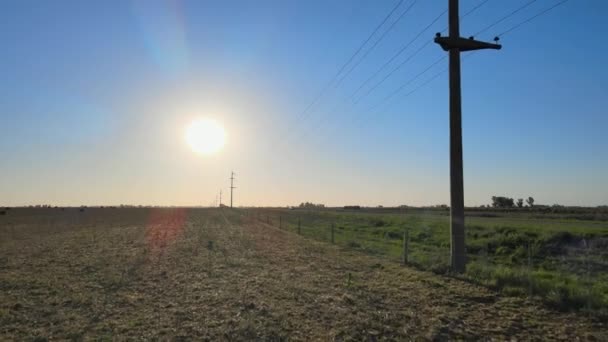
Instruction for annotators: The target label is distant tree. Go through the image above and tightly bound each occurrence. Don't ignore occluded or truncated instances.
[299,202,325,209]
[526,196,535,207]
[344,205,361,210]
[492,196,515,208]
[516,198,524,208]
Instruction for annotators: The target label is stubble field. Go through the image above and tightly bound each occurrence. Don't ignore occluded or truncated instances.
[0,207,605,340]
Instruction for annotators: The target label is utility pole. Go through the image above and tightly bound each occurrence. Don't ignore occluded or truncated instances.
[219,190,222,207]
[434,0,501,273]
[230,171,236,208]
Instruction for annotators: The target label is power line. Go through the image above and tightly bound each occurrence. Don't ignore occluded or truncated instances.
[303,53,447,148]
[289,97,347,146]
[271,0,406,150]
[324,54,485,148]
[474,0,538,37]
[350,9,447,100]
[351,0,491,104]
[457,0,493,26]
[289,0,406,126]
[377,52,478,117]
[353,39,433,104]
[305,0,563,151]
[336,0,418,87]
[278,2,485,153]
[309,62,449,151]
[278,1,492,154]
[437,0,493,34]
[497,0,570,37]
[291,54,444,148]
[346,0,558,134]
[368,54,446,112]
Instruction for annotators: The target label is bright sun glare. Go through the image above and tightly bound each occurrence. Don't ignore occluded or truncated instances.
[185,118,226,155]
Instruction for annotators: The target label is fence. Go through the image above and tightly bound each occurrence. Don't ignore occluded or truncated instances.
[242,207,608,315]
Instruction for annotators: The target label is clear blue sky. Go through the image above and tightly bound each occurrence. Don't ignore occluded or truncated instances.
[1,0,606,207]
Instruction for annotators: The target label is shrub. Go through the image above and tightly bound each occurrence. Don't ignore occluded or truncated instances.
[373,220,385,227]
[384,231,401,240]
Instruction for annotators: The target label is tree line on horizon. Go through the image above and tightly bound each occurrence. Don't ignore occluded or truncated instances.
[489,196,535,208]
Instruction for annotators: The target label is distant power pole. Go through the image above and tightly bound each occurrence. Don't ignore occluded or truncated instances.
[230,171,236,208]
[434,0,501,273]
[219,190,222,207]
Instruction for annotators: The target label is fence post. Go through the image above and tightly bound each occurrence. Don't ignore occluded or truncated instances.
[331,223,335,244]
[298,218,301,235]
[527,241,532,297]
[584,238,591,312]
[402,227,409,265]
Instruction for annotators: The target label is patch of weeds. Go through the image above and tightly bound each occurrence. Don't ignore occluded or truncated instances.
[384,231,401,240]
[372,219,385,227]
[347,241,361,249]
[501,286,527,297]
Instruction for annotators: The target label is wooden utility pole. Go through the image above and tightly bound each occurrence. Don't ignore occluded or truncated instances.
[230,171,236,208]
[434,0,501,273]
[219,190,222,207]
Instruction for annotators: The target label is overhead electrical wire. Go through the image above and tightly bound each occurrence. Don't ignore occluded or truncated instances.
[349,9,446,100]
[288,0,405,127]
[284,0,566,152]
[496,0,570,37]
[352,0,493,104]
[296,53,447,149]
[353,39,434,104]
[367,54,447,113]
[271,0,407,151]
[335,0,418,87]
[343,0,569,140]
[287,1,493,150]
[474,0,538,37]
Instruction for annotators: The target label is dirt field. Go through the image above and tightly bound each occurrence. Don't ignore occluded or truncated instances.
[0,208,605,340]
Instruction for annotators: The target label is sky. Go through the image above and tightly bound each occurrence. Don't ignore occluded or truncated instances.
[1,0,607,207]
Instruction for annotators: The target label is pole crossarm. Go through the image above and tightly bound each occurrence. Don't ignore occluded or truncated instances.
[434,34,501,52]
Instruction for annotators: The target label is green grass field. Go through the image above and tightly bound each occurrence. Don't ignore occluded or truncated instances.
[254,208,608,315]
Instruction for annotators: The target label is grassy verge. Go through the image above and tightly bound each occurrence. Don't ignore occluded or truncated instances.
[252,208,608,316]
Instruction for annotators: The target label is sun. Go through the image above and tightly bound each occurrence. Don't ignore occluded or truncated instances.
[185,118,226,155]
